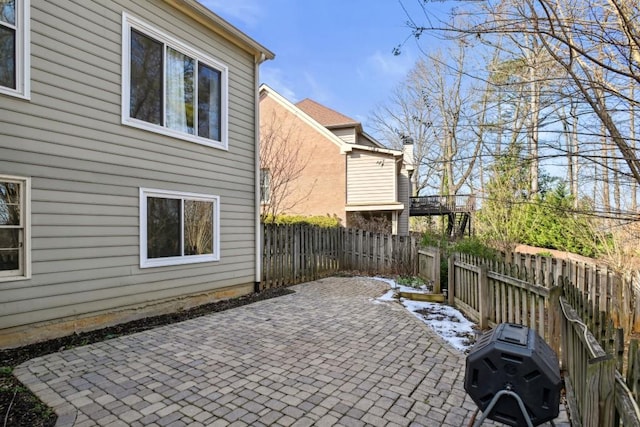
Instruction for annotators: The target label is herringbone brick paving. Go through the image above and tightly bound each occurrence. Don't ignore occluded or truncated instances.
[15,277,570,426]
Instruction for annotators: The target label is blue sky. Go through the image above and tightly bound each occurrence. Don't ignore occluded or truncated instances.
[197,1,449,133]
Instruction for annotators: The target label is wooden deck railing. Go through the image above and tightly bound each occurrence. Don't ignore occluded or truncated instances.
[409,194,475,216]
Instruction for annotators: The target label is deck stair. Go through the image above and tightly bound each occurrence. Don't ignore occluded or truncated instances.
[409,194,475,236]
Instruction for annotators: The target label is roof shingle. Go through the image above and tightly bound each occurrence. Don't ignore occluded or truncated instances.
[295,98,359,128]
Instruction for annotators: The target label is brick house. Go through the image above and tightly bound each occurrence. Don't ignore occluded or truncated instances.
[259,85,414,235]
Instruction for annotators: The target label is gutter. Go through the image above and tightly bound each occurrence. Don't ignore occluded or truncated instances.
[166,0,275,61]
[340,144,403,157]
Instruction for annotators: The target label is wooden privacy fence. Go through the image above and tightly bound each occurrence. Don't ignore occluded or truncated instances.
[417,248,441,293]
[446,253,559,343]
[558,293,640,427]
[559,294,617,427]
[445,251,640,337]
[261,223,342,289]
[560,281,640,427]
[341,228,418,276]
[261,224,419,289]
[506,252,640,335]
[423,248,640,426]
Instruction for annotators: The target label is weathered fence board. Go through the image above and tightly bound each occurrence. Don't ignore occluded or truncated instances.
[507,251,639,337]
[615,371,640,427]
[261,225,418,289]
[448,254,551,338]
[417,248,441,292]
[422,246,640,427]
[560,296,616,427]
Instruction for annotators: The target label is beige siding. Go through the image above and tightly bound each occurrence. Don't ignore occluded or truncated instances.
[0,0,260,343]
[346,151,397,204]
[332,127,356,144]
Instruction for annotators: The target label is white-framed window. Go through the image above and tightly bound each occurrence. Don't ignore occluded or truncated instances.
[0,0,30,99]
[122,13,228,150]
[140,188,220,268]
[260,168,270,204]
[0,175,30,281]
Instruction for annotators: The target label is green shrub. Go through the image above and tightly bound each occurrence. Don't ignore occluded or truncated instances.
[451,237,499,261]
[396,276,426,289]
[421,231,447,248]
[421,235,499,290]
[262,214,342,228]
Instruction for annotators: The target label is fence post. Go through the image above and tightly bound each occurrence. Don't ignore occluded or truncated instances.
[626,340,640,402]
[591,357,616,427]
[478,264,489,330]
[434,249,441,294]
[293,224,300,283]
[341,228,347,270]
[548,286,563,358]
[448,255,455,306]
[261,223,268,290]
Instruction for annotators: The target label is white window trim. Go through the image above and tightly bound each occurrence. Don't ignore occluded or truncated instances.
[139,188,220,268]
[0,174,31,282]
[0,0,30,99]
[121,12,229,150]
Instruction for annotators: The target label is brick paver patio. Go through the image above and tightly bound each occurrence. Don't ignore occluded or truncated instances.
[15,277,570,426]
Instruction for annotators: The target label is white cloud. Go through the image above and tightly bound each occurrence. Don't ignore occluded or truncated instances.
[197,0,263,28]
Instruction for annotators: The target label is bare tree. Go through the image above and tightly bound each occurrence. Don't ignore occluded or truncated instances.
[259,110,314,220]
[371,44,481,197]
[370,60,439,196]
[631,83,638,210]
[558,98,580,206]
[403,0,640,189]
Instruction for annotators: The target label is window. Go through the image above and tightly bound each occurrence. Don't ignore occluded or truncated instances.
[0,175,30,281]
[140,188,219,268]
[260,168,270,204]
[0,0,29,98]
[123,13,228,149]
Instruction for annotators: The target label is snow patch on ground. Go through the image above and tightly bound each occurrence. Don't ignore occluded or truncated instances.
[371,276,477,353]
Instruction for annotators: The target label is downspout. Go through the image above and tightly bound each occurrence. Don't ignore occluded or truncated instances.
[254,52,266,292]
[393,155,403,235]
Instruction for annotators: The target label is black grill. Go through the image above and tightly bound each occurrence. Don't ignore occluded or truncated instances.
[464,323,562,427]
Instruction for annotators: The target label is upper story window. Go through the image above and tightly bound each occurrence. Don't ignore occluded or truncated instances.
[122,13,228,150]
[0,175,30,281]
[0,0,30,99]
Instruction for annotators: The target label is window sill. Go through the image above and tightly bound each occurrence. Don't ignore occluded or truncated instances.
[0,86,30,100]
[123,118,228,151]
[140,254,219,269]
[0,274,31,283]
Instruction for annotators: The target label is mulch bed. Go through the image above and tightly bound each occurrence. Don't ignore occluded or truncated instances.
[0,287,294,426]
